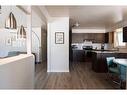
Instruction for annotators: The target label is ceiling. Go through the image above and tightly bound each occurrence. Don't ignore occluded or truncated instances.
[44,6,127,28]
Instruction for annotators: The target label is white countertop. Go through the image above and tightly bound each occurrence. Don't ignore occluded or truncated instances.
[0,54,34,66]
[113,58,127,67]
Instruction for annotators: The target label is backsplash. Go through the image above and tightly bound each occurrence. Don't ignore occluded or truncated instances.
[119,47,127,52]
[72,42,113,50]
[72,33,105,43]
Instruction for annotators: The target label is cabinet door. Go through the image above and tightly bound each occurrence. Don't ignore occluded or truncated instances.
[109,32,114,43]
[72,50,85,62]
[116,53,127,58]
[123,26,127,42]
[105,33,109,43]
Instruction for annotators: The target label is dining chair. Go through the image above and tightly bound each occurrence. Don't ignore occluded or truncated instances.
[106,57,120,85]
[119,64,126,88]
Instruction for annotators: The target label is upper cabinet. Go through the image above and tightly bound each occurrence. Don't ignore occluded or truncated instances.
[104,32,114,43]
[72,33,105,43]
[123,26,127,42]
[109,32,114,44]
[105,32,109,43]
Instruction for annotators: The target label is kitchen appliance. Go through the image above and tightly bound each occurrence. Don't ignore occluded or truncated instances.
[82,46,93,50]
[83,45,93,57]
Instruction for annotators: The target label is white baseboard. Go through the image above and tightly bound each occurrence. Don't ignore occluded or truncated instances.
[47,69,69,72]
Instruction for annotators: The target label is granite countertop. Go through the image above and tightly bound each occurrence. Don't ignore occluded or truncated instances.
[72,48,84,50]
[72,48,118,51]
[72,47,127,53]
[93,50,127,54]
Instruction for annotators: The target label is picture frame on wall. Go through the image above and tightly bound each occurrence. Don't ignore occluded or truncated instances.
[55,32,64,44]
[6,37,12,46]
[11,35,17,42]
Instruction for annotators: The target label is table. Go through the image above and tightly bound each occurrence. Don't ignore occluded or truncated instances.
[113,59,127,67]
[113,58,127,80]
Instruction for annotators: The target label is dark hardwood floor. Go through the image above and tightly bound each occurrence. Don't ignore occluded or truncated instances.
[35,59,120,89]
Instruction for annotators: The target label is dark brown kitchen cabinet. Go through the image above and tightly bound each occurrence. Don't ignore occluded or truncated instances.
[104,32,114,43]
[72,33,105,43]
[72,50,85,62]
[92,52,109,73]
[105,32,109,43]
[109,32,114,43]
[123,26,127,42]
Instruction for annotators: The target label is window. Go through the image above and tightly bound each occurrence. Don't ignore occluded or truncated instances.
[114,28,126,47]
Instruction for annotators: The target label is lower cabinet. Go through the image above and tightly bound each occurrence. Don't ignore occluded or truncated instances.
[92,52,109,73]
[123,26,127,42]
[72,50,85,62]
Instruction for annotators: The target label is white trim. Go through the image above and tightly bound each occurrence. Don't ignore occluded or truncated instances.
[47,70,69,72]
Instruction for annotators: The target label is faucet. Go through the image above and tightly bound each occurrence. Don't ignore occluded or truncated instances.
[101,43,105,50]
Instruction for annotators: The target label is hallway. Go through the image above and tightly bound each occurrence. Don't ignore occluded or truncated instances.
[35,60,119,89]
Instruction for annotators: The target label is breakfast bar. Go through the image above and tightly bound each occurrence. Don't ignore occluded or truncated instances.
[92,51,127,73]
[0,54,35,89]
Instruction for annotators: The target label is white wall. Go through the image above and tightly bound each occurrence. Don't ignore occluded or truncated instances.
[106,20,127,50]
[47,17,69,72]
[0,6,27,28]
[0,28,42,62]
[0,29,26,52]
[0,54,34,89]
[0,6,47,62]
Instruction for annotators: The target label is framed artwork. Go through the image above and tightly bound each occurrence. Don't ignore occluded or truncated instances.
[11,35,17,42]
[55,32,64,44]
[6,38,12,46]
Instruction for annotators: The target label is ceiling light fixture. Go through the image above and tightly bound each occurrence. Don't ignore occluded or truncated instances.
[72,22,80,27]
[75,22,80,27]
[17,25,26,38]
[5,12,17,29]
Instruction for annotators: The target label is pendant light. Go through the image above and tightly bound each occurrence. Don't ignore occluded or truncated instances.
[18,25,26,38]
[5,12,17,29]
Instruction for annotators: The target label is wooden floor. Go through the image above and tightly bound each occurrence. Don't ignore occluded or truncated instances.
[35,60,120,89]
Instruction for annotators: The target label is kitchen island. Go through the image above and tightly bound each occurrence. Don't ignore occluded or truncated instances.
[92,51,127,73]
